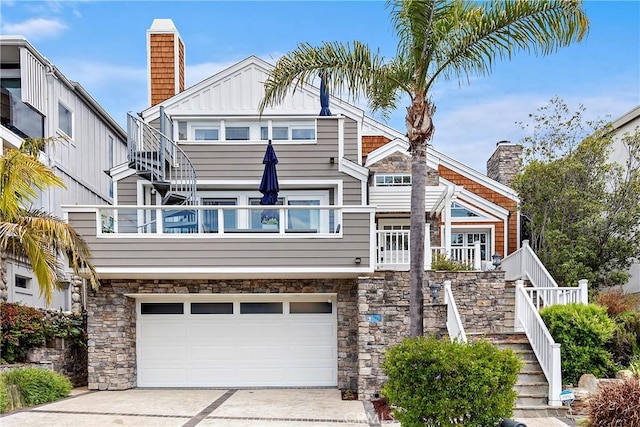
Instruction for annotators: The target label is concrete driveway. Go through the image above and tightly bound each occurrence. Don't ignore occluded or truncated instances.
[0,388,374,427]
[0,388,574,427]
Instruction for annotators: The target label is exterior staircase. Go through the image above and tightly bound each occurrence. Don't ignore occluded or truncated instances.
[127,110,196,206]
[469,332,568,418]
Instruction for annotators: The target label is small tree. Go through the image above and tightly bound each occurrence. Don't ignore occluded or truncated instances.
[0,138,99,302]
[382,337,522,426]
[513,98,640,288]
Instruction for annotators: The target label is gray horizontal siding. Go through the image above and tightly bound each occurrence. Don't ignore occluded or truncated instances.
[343,117,358,163]
[69,211,371,269]
[116,176,139,205]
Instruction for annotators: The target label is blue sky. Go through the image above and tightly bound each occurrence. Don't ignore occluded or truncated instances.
[1,0,639,172]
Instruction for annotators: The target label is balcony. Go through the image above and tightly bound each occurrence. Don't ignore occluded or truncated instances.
[1,86,44,140]
[65,205,375,279]
[375,229,483,271]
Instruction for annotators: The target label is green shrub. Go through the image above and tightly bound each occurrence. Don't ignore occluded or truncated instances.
[0,375,7,413]
[630,357,640,378]
[540,303,616,384]
[0,302,47,363]
[382,337,522,427]
[1,367,71,411]
[586,378,640,426]
[606,310,640,367]
[431,252,472,271]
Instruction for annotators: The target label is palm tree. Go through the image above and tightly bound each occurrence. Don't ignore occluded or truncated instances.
[0,138,99,304]
[259,0,588,336]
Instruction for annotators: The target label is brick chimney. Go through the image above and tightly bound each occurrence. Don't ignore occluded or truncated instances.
[486,140,523,187]
[147,19,185,107]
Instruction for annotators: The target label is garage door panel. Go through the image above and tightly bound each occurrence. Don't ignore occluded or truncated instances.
[139,368,188,386]
[190,345,236,361]
[137,296,337,387]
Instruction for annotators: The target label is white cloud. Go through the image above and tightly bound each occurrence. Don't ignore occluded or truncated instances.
[56,61,146,88]
[2,18,68,40]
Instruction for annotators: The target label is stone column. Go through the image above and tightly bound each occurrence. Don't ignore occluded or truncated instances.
[70,275,84,314]
[0,252,8,302]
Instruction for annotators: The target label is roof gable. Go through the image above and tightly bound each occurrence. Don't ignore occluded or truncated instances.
[141,56,365,122]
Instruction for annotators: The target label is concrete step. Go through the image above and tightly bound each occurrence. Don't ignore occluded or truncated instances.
[516,393,549,406]
[518,371,547,384]
[515,382,548,393]
[513,405,569,418]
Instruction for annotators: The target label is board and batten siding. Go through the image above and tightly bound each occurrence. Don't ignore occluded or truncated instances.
[180,118,363,205]
[49,78,126,215]
[67,210,371,269]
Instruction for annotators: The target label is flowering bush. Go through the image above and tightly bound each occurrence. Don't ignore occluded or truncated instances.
[0,303,47,363]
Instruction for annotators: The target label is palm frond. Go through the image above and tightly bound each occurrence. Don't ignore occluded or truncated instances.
[0,145,65,220]
[259,41,400,115]
[426,0,588,91]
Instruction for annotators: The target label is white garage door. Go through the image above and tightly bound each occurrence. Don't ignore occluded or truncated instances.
[136,295,337,387]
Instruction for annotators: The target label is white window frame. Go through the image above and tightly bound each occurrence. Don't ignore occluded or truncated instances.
[374,174,412,187]
[57,101,73,140]
[196,190,330,232]
[178,117,317,144]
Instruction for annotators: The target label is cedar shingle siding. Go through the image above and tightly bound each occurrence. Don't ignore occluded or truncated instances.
[439,165,518,254]
[150,33,176,106]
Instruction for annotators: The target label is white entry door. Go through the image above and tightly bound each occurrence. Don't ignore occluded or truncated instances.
[136,295,337,387]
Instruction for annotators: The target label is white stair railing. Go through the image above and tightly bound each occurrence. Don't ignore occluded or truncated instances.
[501,240,557,288]
[524,279,589,310]
[444,280,467,343]
[515,280,562,407]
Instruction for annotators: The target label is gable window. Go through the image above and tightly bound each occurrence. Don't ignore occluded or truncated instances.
[375,174,411,186]
[451,202,481,218]
[261,126,289,140]
[291,127,315,140]
[58,102,73,138]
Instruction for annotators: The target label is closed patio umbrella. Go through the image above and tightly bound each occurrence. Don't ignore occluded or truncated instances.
[319,72,331,116]
[259,140,280,224]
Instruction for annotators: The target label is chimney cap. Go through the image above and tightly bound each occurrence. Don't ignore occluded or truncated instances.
[149,19,179,32]
[496,140,512,146]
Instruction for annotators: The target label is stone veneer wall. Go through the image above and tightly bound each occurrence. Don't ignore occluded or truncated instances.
[356,270,508,399]
[368,152,439,186]
[87,278,358,391]
[486,142,523,187]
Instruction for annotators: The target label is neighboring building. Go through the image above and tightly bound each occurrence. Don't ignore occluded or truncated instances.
[65,19,520,391]
[608,105,640,294]
[0,36,127,310]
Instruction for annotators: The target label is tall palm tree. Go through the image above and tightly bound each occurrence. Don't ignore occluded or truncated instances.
[0,138,99,304]
[259,0,588,336]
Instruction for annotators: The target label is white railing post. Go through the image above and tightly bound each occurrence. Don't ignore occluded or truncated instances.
[473,241,481,271]
[549,343,562,407]
[514,279,525,332]
[521,240,529,278]
[578,279,589,304]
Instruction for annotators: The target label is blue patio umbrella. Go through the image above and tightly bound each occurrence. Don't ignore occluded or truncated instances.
[259,140,280,222]
[319,72,332,116]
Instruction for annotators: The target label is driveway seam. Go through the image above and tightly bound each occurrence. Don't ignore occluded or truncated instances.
[182,389,237,427]
[207,415,369,423]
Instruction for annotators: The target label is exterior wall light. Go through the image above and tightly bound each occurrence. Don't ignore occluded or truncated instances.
[429,281,441,304]
[492,253,502,270]
[354,257,361,264]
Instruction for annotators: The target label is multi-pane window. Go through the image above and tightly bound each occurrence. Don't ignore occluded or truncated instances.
[202,198,237,232]
[225,126,250,140]
[375,174,411,186]
[58,102,73,137]
[15,276,29,289]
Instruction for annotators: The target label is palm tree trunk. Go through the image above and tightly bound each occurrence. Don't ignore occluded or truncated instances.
[0,251,8,302]
[407,96,435,337]
[409,143,426,336]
